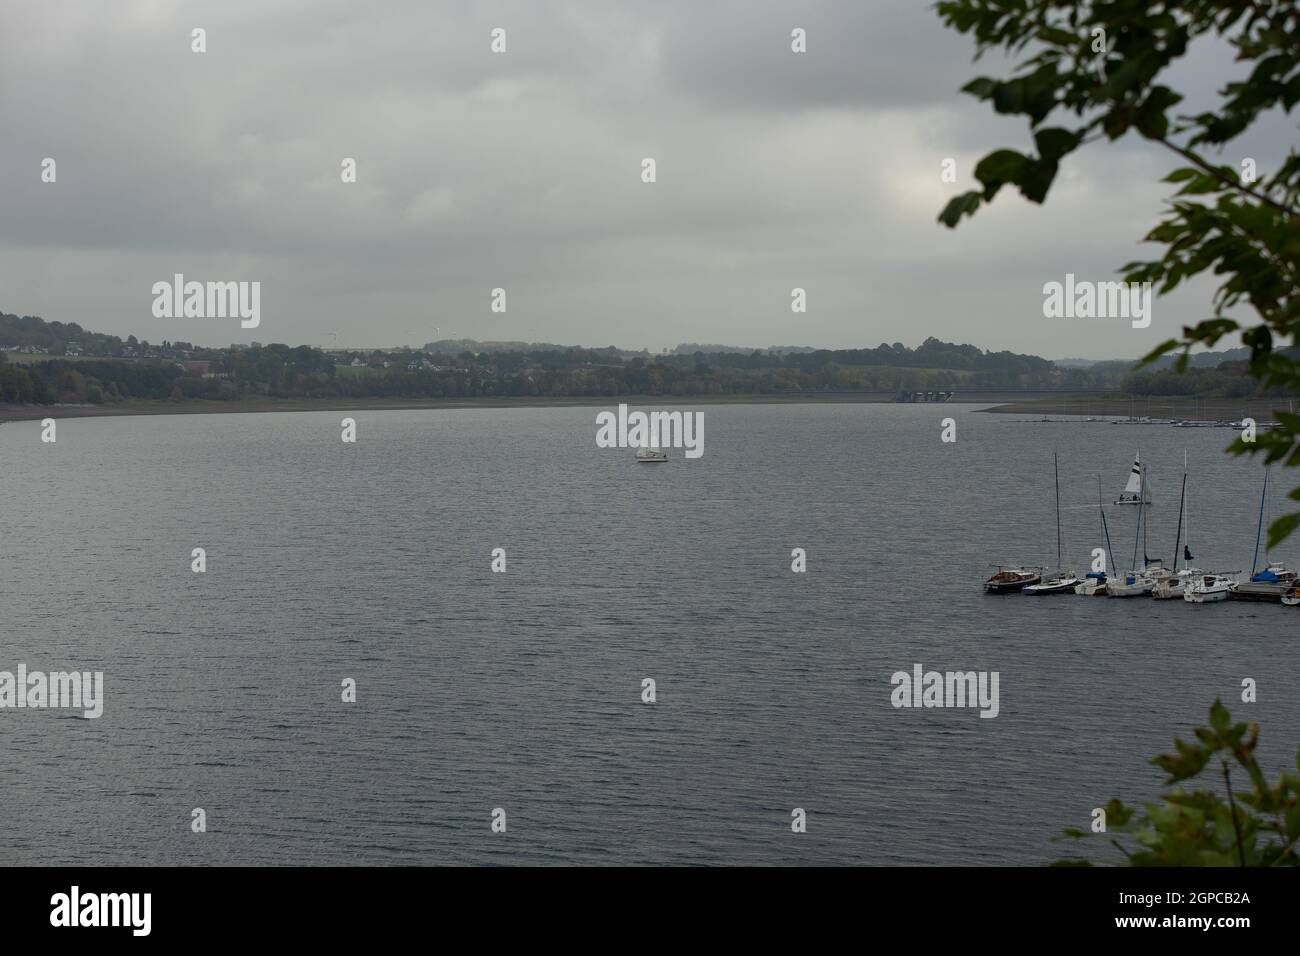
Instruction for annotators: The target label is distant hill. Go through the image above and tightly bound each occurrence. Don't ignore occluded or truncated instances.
[425,339,822,359]
[1058,348,1251,369]
[1,310,128,355]
[422,338,643,360]
[6,308,1287,409]
[670,343,817,356]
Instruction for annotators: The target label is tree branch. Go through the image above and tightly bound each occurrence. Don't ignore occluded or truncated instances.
[1222,761,1248,867]
[1155,135,1299,218]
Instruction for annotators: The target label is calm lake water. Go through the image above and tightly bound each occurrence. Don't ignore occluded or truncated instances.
[1,403,1296,865]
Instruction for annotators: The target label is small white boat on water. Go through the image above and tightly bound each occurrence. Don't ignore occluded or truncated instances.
[1024,574,1080,595]
[1184,573,1236,603]
[1114,451,1153,506]
[1151,568,1201,600]
[635,447,668,463]
[1282,586,1300,607]
[1107,571,1154,597]
[1074,572,1108,596]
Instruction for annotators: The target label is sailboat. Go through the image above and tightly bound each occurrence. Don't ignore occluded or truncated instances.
[1114,451,1153,506]
[1232,467,1297,601]
[984,566,1041,593]
[1185,572,1237,603]
[635,437,668,463]
[1108,461,1156,597]
[1076,476,1116,595]
[1152,451,1202,599]
[1024,453,1080,594]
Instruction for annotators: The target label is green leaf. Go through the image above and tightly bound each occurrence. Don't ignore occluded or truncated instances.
[1210,699,1231,734]
[961,77,998,100]
[974,149,1031,188]
[937,190,984,228]
[1267,512,1300,550]
[1034,127,1081,163]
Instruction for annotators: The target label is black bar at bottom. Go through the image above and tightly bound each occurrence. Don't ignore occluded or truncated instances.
[0,866,1283,941]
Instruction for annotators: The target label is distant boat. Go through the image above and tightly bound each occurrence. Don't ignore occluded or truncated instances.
[985,567,1041,593]
[1114,451,1152,506]
[1184,573,1236,603]
[635,447,667,463]
[1023,453,1078,594]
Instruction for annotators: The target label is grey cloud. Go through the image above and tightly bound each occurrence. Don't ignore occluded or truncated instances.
[0,0,1278,358]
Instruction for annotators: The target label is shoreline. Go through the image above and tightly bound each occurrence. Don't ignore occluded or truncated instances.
[7,391,1294,423]
[1,392,950,422]
[978,396,1296,419]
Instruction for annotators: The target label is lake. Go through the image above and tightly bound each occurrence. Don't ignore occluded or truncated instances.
[1,403,1296,864]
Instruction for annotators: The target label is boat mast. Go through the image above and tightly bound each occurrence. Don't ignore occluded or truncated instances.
[1130,471,1143,574]
[1251,467,1268,576]
[1054,452,1062,571]
[1141,462,1150,567]
[1172,453,1187,571]
[1099,475,1117,576]
[1184,449,1191,570]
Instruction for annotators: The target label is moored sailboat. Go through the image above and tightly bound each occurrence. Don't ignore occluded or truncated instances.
[1108,461,1158,597]
[1184,573,1236,603]
[1076,476,1116,596]
[1024,452,1079,594]
[985,567,1041,593]
[1152,451,1201,599]
[1231,468,1297,601]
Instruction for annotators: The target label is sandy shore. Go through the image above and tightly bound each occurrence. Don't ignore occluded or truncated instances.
[0,391,925,422]
[9,391,1288,423]
[979,396,1295,419]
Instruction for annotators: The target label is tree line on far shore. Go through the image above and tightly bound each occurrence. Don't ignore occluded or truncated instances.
[0,312,1289,406]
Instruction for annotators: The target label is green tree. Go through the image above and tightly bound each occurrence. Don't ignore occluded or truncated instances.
[1057,700,1300,866]
[937,0,1300,545]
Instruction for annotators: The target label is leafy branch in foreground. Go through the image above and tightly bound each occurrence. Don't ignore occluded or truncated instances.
[1056,699,1300,866]
[935,0,1300,547]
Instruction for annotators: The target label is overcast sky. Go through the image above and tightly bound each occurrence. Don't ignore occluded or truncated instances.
[1,0,1292,358]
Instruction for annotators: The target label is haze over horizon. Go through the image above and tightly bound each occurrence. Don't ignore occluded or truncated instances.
[2,1,1292,360]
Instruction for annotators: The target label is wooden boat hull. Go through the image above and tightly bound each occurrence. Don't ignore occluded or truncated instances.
[984,574,1040,594]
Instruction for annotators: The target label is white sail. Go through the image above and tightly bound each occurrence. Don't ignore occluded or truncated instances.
[1123,452,1142,495]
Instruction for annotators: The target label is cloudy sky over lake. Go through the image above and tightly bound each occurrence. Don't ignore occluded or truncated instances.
[1,0,1290,358]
